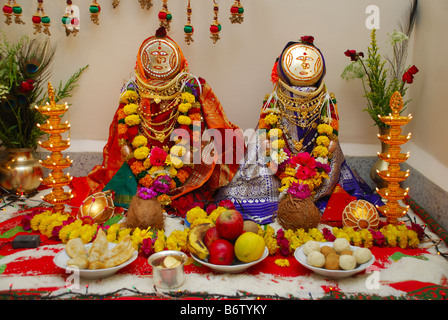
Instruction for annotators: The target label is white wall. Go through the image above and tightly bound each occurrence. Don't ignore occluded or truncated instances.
[2,0,447,191]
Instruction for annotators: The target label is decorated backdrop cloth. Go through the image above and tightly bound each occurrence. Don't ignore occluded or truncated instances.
[0,188,447,301]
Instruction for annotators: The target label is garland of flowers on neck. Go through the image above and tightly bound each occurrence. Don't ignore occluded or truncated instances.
[117,78,203,207]
[258,91,338,200]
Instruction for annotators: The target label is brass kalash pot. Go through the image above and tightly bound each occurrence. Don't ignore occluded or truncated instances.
[0,148,43,194]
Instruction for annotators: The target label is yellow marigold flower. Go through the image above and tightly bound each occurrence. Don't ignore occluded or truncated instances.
[166,229,189,251]
[132,135,147,149]
[317,124,333,136]
[125,114,141,126]
[268,128,283,138]
[284,166,296,177]
[182,92,196,104]
[120,90,139,104]
[208,206,227,223]
[186,206,208,224]
[134,146,150,160]
[123,103,139,115]
[316,135,330,147]
[107,223,121,243]
[170,145,187,157]
[170,155,184,169]
[118,228,132,242]
[178,115,192,126]
[312,145,328,158]
[281,176,298,189]
[168,166,177,178]
[178,103,192,114]
[271,139,285,150]
[263,114,279,126]
[80,224,98,243]
[275,259,290,267]
[154,230,166,252]
[157,194,172,206]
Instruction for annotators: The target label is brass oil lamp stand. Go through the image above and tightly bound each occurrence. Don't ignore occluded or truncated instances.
[375,91,412,224]
[35,82,74,213]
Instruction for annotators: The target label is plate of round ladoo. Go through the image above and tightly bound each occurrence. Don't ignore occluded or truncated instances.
[191,247,269,273]
[54,242,138,280]
[294,241,375,279]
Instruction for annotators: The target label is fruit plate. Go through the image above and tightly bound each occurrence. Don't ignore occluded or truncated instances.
[191,247,269,274]
[54,242,138,280]
[294,242,375,279]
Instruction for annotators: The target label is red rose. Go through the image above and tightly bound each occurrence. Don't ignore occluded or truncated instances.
[301,36,314,44]
[344,50,363,61]
[19,80,34,93]
[407,65,419,75]
[402,71,414,84]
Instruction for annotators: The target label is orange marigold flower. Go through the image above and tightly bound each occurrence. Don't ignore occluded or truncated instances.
[130,160,145,175]
[118,123,128,136]
[138,174,154,188]
[176,169,190,183]
[189,113,202,122]
[258,117,270,130]
[117,109,126,120]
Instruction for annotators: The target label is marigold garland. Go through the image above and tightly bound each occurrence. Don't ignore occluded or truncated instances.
[25,205,422,259]
[259,100,335,201]
[117,85,203,206]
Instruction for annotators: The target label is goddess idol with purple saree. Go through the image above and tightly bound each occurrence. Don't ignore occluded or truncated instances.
[216,36,382,224]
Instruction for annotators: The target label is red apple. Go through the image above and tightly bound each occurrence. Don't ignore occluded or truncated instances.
[208,239,234,265]
[215,209,244,241]
[203,226,220,249]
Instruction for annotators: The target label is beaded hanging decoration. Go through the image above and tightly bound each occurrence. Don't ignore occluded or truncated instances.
[62,0,80,37]
[2,0,25,25]
[138,0,152,10]
[32,0,51,35]
[158,0,172,31]
[210,0,221,44]
[229,0,244,24]
[184,0,194,45]
[89,0,101,25]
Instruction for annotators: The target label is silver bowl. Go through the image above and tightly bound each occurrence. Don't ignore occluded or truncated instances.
[147,250,188,289]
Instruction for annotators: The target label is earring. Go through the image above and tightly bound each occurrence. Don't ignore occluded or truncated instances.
[138,0,152,10]
[184,0,194,45]
[210,0,221,44]
[90,0,101,25]
[32,0,51,35]
[3,0,25,25]
[229,0,244,24]
[158,0,172,30]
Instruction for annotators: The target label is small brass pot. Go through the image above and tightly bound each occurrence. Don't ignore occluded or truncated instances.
[0,148,43,194]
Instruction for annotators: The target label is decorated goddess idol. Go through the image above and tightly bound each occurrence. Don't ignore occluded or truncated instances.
[216,36,382,226]
[71,27,242,228]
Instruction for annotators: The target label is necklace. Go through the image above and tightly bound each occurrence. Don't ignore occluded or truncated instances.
[140,108,179,143]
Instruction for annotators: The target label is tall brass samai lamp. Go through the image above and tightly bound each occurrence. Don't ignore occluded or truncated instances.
[35,82,74,213]
[375,91,412,224]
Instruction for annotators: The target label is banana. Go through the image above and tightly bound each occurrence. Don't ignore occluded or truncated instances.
[187,222,214,260]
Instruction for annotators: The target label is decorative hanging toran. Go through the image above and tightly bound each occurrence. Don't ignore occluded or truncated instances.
[32,0,51,36]
[138,0,152,10]
[184,0,194,45]
[158,0,172,31]
[210,0,221,44]
[229,0,244,24]
[62,0,80,37]
[2,0,25,25]
[89,0,101,25]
